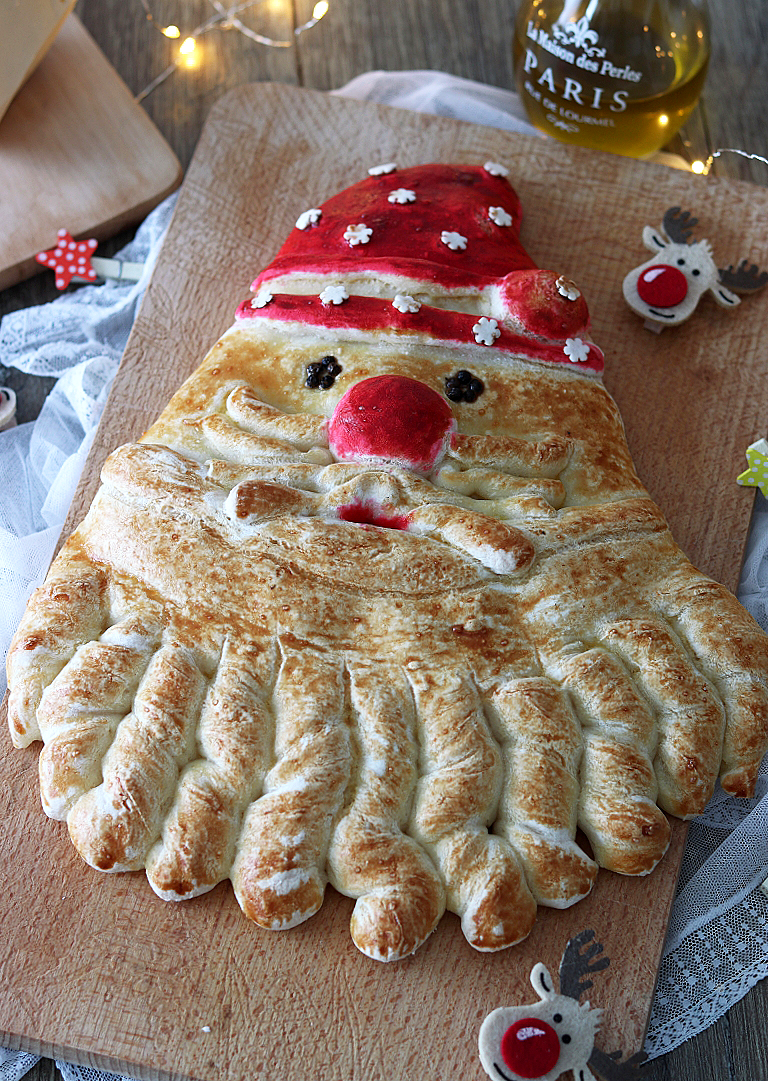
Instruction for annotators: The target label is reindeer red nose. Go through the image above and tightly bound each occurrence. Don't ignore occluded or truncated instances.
[328,375,456,474]
[500,1018,561,1078]
[636,264,688,308]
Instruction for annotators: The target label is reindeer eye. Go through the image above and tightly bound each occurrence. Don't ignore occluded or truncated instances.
[677,258,686,266]
[692,268,701,276]
[553,1013,563,1023]
[562,1034,572,1044]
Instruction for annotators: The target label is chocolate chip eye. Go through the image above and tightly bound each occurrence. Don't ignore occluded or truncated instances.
[463,378,484,403]
[325,356,341,374]
[306,355,342,389]
[305,365,322,389]
[445,370,484,403]
[562,1034,572,1044]
[553,1013,563,1023]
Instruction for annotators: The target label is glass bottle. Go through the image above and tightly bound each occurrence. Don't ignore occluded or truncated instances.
[512,0,710,159]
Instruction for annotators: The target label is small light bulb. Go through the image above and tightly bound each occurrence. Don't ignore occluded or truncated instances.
[691,160,707,174]
[179,36,196,55]
[162,24,180,38]
[312,0,329,19]
[658,114,669,126]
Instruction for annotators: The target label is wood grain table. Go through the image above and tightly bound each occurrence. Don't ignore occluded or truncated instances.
[3,2,767,1080]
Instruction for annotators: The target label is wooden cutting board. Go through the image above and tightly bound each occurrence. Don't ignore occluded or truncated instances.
[2,83,768,1081]
[0,15,182,292]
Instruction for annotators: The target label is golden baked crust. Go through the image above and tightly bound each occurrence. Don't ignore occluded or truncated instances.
[8,163,768,962]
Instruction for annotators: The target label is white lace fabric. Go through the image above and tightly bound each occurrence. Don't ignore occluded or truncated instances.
[1,72,766,1080]
[0,1051,40,1081]
[0,196,177,702]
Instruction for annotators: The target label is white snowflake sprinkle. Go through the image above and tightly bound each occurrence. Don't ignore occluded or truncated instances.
[472,317,501,346]
[250,288,273,308]
[441,230,467,251]
[484,161,509,177]
[319,284,349,306]
[556,275,581,301]
[564,337,590,363]
[368,162,397,176]
[392,294,421,313]
[388,188,416,204]
[296,208,322,230]
[343,223,373,246]
[488,206,513,227]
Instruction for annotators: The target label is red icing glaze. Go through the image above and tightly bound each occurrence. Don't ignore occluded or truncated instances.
[235,293,604,373]
[636,264,688,308]
[254,165,537,292]
[500,1018,561,1079]
[336,501,410,530]
[328,375,455,473]
[498,270,590,339]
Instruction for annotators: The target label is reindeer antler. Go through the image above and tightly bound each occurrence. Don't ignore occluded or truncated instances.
[558,929,610,1001]
[662,206,698,245]
[589,1047,648,1080]
[538,930,648,1081]
[718,259,768,293]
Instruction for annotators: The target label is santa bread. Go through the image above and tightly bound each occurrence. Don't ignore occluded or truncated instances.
[7,163,768,962]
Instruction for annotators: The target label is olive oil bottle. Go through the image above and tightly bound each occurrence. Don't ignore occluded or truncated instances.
[513,0,710,159]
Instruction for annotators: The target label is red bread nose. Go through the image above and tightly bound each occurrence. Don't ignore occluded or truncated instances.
[636,264,688,308]
[328,375,456,474]
[500,1017,561,1078]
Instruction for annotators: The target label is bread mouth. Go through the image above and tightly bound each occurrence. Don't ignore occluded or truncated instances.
[334,498,411,531]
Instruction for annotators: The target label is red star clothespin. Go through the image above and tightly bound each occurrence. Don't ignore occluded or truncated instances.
[35,229,146,290]
[35,229,99,289]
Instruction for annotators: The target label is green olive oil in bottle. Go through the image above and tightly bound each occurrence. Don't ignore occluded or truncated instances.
[513,0,710,158]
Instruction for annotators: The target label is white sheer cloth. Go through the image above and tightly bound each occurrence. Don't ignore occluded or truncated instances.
[0,195,177,702]
[1,71,766,1080]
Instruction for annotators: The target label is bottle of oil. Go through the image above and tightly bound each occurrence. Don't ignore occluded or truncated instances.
[512,0,710,159]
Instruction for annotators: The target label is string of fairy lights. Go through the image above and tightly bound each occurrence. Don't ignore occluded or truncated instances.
[132,1,768,179]
[691,147,768,175]
[136,0,329,101]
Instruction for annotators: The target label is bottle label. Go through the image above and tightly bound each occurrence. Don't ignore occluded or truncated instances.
[522,16,644,132]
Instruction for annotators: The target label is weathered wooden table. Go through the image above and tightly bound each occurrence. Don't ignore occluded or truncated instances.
[3,1,767,1079]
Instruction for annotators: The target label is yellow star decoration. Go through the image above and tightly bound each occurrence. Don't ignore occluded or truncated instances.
[737,438,768,496]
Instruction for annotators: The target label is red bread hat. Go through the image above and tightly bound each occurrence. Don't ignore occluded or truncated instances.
[237,162,603,374]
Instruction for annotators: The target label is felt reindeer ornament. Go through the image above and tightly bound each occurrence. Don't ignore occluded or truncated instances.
[622,206,767,332]
[478,931,647,1081]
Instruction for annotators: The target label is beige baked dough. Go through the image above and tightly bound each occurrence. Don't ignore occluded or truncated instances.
[7,163,768,962]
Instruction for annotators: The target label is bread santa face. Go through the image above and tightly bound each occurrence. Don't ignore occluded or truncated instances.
[7,162,768,962]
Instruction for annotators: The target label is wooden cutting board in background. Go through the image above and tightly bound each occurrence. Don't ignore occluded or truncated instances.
[0,15,182,291]
[2,84,767,1081]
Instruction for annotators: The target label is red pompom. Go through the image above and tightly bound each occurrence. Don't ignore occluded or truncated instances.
[498,270,589,340]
